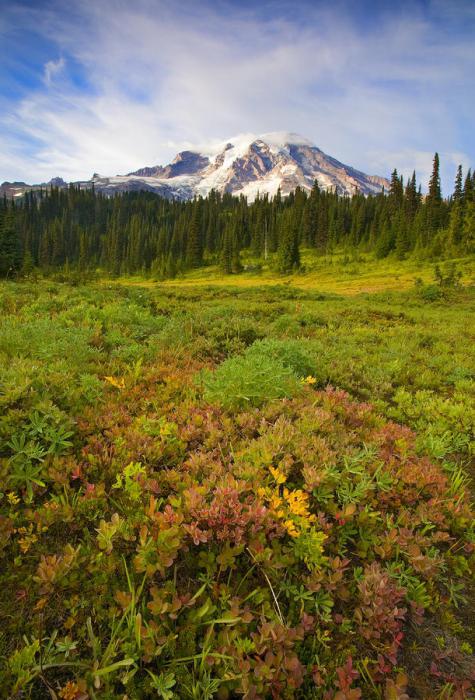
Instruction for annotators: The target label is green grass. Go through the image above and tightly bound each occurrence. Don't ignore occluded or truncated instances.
[114,250,475,295]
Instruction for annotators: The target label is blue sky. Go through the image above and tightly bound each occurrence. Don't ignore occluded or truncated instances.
[1,0,474,192]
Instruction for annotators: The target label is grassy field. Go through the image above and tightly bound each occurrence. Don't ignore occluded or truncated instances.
[0,260,474,698]
[117,252,475,295]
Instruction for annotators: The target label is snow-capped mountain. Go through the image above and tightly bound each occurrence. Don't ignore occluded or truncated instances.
[1,132,389,201]
[94,132,389,200]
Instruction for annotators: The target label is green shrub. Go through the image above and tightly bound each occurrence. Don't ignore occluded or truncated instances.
[200,352,302,409]
[246,338,317,378]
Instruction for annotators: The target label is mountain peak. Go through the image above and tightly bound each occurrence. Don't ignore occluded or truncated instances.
[1,133,390,202]
[105,134,390,200]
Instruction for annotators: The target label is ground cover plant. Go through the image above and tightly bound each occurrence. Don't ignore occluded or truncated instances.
[0,272,474,699]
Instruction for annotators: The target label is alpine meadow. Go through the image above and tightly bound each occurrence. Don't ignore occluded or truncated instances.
[0,1,474,699]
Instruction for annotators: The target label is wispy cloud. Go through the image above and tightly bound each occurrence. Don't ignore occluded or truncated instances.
[43,56,65,86]
[0,0,473,192]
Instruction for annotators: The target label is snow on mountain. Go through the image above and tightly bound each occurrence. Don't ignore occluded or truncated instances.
[120,132,389,200]
[1,133,390,201]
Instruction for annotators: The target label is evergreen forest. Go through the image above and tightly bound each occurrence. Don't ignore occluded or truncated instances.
[1,154,474,279]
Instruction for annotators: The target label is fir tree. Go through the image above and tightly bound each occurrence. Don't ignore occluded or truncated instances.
[449,165,464,248]
[220,225,233,274]
[426,152,443,234]
[277,210,300,273]
[428,153,442,202]
[375,219,394,259]
[186,201,203,268]
[453,164,463,202]
[0,208,22,277]
[463,169,473,202]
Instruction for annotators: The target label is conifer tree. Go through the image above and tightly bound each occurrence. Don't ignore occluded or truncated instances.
[426,152,443,235]
[0,207,22,277]
[220,224,233,274]
[186,201,203,268]
[277,210,300,273]
[463,169,473,202]
[428,153,442,202]
[449,165,464,248]
[389,169,404,211]
[375,219,394,258]
[394,212,409,259]
[453,164,463,202]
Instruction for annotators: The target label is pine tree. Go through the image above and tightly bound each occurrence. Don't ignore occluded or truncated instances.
[428,153,442,202]
[448,165,464,248]
[426,152,443,235]
[0,208,22,277]
[453,165,463,202]
[394,212,409,259]
[277,210,300,273]
[220,224,233,274]
[375,219,394,259]
[186,201,203,268]
[463,169,473,203]
[389,169,404,211]
[400,172,420,251]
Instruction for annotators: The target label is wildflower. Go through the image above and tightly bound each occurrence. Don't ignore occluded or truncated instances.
[84,482,96,497]
[284,488,311,518]
[269,465,287,485]
[104,375,125,389]
[284,520,300,537]
[269,493,283,511]
[16,524,38,553]
[7,492,20,505]
[70,466,82,480]
[59,681,80,700]
[303,375,317,385]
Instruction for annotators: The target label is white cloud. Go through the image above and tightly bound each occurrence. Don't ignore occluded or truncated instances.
[43,57,65,86]
[0,0,473,192]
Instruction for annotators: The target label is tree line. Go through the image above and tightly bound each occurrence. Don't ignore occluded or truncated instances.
[0,153,474,279]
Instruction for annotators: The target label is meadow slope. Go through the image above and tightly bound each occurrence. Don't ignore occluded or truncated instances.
[0,262,474,699]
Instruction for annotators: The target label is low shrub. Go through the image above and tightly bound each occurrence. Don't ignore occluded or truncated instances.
[245,338,317,378]
[200,350,302,409]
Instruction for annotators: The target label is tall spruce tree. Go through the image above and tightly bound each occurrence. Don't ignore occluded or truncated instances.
[449,165,464,248]
[186,201,203,268]
[426,152,443,235]
[0,207,22,277]
[220,224,233,274]
[277,210,300,273]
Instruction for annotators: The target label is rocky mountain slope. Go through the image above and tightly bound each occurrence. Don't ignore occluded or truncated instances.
[1,132,389,201]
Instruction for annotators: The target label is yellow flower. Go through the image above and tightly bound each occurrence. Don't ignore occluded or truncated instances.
[303,375,317,385]
[284,488,311,518]
[283,520,300,537]
[104,375,125,389]
[269,493,283,511]
[17,524,38,553]
[7,492,20,505]
[269,465,287,485]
